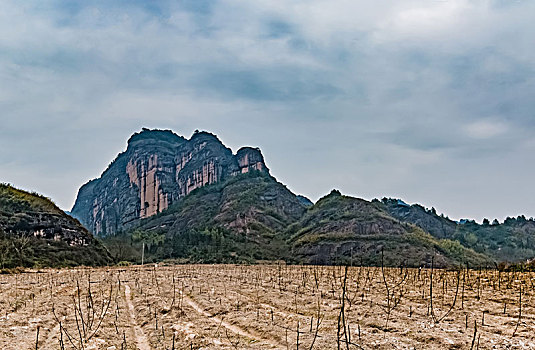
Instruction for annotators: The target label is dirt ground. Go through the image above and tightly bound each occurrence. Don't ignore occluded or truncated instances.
[0,264,533,349]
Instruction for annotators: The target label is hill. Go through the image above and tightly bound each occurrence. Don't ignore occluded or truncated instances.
[381,198,457,239]
[451,217,535,262]
[382,198,535,262]
[70,128,534,267]
[288,191,490,267]
[104,172,306,263]
[0,184,111,268]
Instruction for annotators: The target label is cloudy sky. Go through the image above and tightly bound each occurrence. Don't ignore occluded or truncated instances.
[1,0,534,222]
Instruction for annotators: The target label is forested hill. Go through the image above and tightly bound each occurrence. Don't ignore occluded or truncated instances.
[381,198,535,262]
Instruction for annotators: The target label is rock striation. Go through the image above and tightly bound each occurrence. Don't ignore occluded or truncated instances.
[235,147,268,174]
[71,129,270,236]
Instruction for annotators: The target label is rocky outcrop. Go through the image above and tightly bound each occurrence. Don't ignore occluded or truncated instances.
[235,147,269,174]
[0,184,111,267]
[71,129,269,236]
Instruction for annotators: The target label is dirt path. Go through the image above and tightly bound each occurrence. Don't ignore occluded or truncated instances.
[125,284,152,350]
[184,295,285,349]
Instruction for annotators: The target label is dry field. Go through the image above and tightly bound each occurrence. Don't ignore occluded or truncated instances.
[0,264,533,350]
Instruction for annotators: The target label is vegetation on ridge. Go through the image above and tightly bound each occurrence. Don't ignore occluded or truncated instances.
[287,190,490,267]
[381,197,535,263]
[103,172,305,264]
[101,178,491,268]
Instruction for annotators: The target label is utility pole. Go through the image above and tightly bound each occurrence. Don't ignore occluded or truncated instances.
[141,241,145,265]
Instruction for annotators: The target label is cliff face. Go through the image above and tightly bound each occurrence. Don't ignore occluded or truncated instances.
[235,147,269,174]
[71,129,270,236]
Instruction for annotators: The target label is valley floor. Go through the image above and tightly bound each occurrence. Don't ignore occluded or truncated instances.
[0,264,533,349]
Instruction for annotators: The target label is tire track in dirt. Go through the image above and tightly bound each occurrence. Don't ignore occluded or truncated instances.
[125,284,152,350]
[184,295,285,349]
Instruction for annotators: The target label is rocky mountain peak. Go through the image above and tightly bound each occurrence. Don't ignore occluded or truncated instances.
[189,130,220,142]
[127,128,186,147]
[71,129,269,236]
[235,147,269,174]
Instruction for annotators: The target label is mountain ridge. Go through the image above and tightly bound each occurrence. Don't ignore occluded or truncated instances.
[67,128,535,266]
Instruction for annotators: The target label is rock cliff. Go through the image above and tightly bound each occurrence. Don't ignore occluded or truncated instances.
[71,129,269,236]
[235,147,269,174]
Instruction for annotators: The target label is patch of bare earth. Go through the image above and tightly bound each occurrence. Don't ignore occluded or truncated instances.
[125,283,151,350]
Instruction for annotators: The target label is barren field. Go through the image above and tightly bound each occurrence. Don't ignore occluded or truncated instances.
[0,264,533,349]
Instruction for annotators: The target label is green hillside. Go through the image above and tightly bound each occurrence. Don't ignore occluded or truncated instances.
[382,198,535,262]
[288,191,491,267]
[104,172,306,263]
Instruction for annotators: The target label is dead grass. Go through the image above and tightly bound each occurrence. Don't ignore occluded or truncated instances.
[0,265,533,349]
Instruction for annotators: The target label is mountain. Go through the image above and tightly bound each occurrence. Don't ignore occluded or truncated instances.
[381,198,457,239]
[71,128,269,236]
[0,184,111,268]
[70,128,534,267]
[106,172,307,263]
[287,190,490,267]
[381,198,535,262]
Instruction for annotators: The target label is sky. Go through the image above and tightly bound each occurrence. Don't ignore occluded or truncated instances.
[1,0,534,223]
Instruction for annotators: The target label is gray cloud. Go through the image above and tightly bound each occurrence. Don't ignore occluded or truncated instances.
[1,0,534,222]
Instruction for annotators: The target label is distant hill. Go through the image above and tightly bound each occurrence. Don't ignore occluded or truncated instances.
[0,184,111,268]
[381,198,457,239]
[287,191,490,267]
[381,198,535,262]
[296,195,314,207]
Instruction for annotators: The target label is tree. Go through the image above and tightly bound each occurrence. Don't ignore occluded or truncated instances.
[131,230,165,264]
[0,239,12,268]
[103,235,138,262]
[11,233,31,266]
